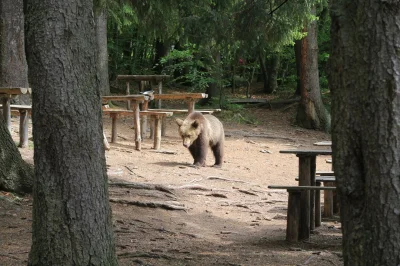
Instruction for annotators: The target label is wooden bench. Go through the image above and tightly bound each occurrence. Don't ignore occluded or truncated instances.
[102,109,173,150]
[268,185,336,242]
[0,104,32,148]
[295,176,336,219]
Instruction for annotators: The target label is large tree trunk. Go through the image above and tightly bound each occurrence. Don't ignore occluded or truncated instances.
[295,6,330,132]
[25,0,117,265]
[0,0,33,194]
[95,8,111,96]
[329,1,400,265]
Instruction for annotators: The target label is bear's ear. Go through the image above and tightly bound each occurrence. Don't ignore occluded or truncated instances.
[176,118,184,126]
[191,120,199,129]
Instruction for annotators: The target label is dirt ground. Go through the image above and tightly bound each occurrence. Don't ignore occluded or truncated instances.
[0,103,343,266]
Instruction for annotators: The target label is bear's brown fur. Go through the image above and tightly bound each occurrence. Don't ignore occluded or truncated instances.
[176,112,224,167]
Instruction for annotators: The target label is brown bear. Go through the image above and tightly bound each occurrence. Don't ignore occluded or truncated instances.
[176,112,224,167]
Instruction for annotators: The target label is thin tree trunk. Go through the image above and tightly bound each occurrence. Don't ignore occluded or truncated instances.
[295,6,330,132]
[25,0,117,265]
[329,1,400,265]
[95,8,110,96]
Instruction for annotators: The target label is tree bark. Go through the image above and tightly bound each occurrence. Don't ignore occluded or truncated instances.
[295,6,331,132]
[329,1,400,265]
[25,0,117,265]
[0,0,33,194]
[95,8,111,96]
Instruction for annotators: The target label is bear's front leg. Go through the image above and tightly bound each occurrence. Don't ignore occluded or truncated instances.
[189,144,206,167]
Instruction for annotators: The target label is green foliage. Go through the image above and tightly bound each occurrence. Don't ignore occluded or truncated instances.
[218,104,259,125]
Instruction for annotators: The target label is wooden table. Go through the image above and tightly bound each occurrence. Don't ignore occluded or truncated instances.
[116,75,170,109]
[0,87,31,132]
[313,141,332,146]
[279,148,332,240]
[102,95,149,150]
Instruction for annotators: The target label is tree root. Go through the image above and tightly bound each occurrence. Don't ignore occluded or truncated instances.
[109,198,186,211]
[109,181,175,195]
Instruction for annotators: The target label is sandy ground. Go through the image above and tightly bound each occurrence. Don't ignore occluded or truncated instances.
[0,105,343,266]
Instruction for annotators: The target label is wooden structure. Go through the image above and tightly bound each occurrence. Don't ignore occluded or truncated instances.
[0,104,32,148]
[0,87,31,132]
[102,109,172,150]
[102,95,148,150]
[116,75,170,109]
[268,185,336,242]
[279,148,333,240]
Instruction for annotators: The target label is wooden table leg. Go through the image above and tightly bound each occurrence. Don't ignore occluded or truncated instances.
[310,156,316,230]
[110,113,118,143]
[298,155,311,240]
[141,101,149,140]
[18,109,29,148]
[153,115,162,150]
[315,181,321,227]
[324,181,334,217]
[286,190,301,242]
[126,81,131,110]
[132,101,141,150]
[187,99,195,113]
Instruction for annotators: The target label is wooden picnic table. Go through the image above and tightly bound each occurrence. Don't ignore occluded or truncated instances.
[0,87,31,132]
[102,95,149,150]
[313,140,332,146]
[143,93,208,137]
[116,75,170,109]
[279,148,332,240]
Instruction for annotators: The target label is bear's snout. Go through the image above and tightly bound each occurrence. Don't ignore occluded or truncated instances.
[183,143,190,148]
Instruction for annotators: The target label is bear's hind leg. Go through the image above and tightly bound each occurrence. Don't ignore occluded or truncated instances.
[211,142,224,167]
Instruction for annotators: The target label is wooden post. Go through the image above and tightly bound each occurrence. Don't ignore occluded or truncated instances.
[132,101,141,150]
[103,132,110,150]
[153,115,162,150]
[126,81,131,110]
[324,182,334,217]
[110,113,118,143]
[18,110,29,148]
[309,156,316,230]
[2,97,11,132]
[187,99,195,113]
[298,155,311,240]
[315,182,321,227]
[157,81,162,109]
[141,100,149,140]
[286,190,301,242]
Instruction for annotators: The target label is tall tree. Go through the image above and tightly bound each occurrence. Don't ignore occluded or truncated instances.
[95,5,111,96]
[0,0,33,193]
[329,1,400,265]
[296,6,331,131]
[25,0,117,265]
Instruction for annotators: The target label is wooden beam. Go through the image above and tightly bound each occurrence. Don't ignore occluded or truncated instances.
[152,93,208,100]
[0,87,31,95]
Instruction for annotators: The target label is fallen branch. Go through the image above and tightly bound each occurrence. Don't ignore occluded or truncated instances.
[109,181,175,195]
[109,198,186,211]
[207,176,249,184]
[118,251,173,260]
[206,193,228,198]
[148,150,177,155]
[237,189,258,196]
[174,184,212,191]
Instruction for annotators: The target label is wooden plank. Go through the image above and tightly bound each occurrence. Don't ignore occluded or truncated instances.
[280,149,332,155]
[228,98,268,104]
[139,111,173,117]
[152,93,208,100]
[148,108,220,114]
[296,176,336,182]
[313,141,332,146]
[316,170,334,176]
[102,95,147,101]
[0,87,31,95]
[268,185,336,190]
[116,75,170,82]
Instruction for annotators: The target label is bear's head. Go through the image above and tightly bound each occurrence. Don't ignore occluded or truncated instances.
[176,118,201,148]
